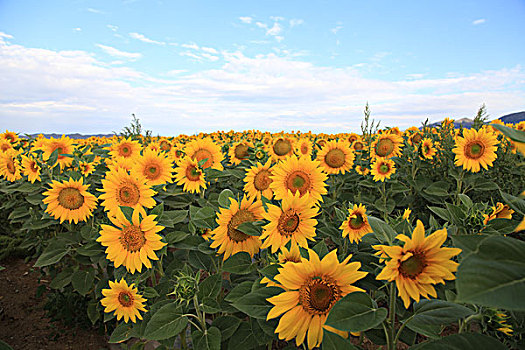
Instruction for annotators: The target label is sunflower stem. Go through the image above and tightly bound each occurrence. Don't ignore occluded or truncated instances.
[381,181,388,221]
[180,328,188,350]
[455,170,465,205]
[388,282,397,350]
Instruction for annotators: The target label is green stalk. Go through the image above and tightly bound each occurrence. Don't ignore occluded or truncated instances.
[180,329,188,350]
[388,283,397,350]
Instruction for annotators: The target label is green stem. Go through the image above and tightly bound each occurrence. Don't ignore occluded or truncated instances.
[455,170,465,205]
[381,181,388,221]
[388,283,397,350]
[150,267,157,286]
[458,313,482,333]
[180,328,188,350]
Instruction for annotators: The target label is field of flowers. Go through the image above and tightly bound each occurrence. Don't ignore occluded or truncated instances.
[0,116,524,349]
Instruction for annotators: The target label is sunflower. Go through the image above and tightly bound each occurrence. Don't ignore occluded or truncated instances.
[374,220,462,308]
[43,178,97,224]
[370,133,403,159]
[261,191,319,253]
[21,155,41,183]
[316,140,355,175]
[351,138,365,152]
[295,138,313,158]
[209,196,264,261]
[408,132,423,146]
[0,130,19,145]
[0,149,22,182]
[420,138,437,159]
[42,136,76,169]
[355,165,370,176]
[228,140,253,165]
[483,202,514,225]
[402,208,412,221]
[243,160,273,200]
[109,137,142,161]
[261,243,303,287]
[99,168,156,217]
[347,133,360,144]
[97,208,166,273]
[270,156,328,203]
[174,157,207,194]
[100,279,147,323]
[131,148,174,186]
[184,138,224,170]
[339,204,373,243]
[269,137,295,161]
[0,140,14,153]
[452,128,498,173]
[266,249,367,349]
[78,161,96,176]
[370,158,396,182]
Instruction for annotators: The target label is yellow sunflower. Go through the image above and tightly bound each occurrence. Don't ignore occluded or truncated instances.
[316,140,355,175]
[42,136,76,169]
[374,220,462,308]
[0,149,22,182]
[339,204,373,243]
[295,138,313,158]
[261,243,303,287]
[100,279,147,323]
[351,138,365,152]
[355,165,370,176]
[370,158,396,182]
[0,140,14,153]
[0,130,19,145]
[99,168,156,217]
[483,202,514,225]
[420,138,437,159]
[269,137,295,161]
[78,161,96,177]
[402,208,412,221]
[174,157,207,194]
[97,208,166,273]
[261,191,319,253]
[270,156,328,203]
[184,138,224,170]
[109,137,142,162]
[43,177,97,224]
[131,148,174,186]
[209,196,264,261]
[228,140,253,165]
[243,160,273,200]
[370,133,403,159]
[267,249,367,349]
[347,133,360,144]
[21,155,41,183]
[452,128,498,173]
[407,132,423,146]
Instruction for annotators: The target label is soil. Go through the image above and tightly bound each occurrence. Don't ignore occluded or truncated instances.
[0,258,109,350]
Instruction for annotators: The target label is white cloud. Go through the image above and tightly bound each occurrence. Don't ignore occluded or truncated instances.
[181,43,199,50]
[289,19,304,27]
[87,8,104,14]
[239,16,252,24]
[472,18,486,25]
[129,32,165,45]
[95,44,142,60]
[107,24,119,32]
[331,25,343,34]
[201,46,218,54]
[73,28,82,32]
[266,23,282,36]
[270,16,285,22]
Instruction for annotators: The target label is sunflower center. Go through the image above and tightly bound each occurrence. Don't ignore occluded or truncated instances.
[376,138,394,157]
[300,144,309,154]
[6,135,14,142]
[160,141,171,151]
[324,149,346,168]
[354,142,364,150]
[185,166,202,181]
[57,187,85,210]
[349,214,365,229]
[118,144,132,157]
[399,252,426,279]
[1,144,10,152]
[299,277,341,315]
[234,144,249,160]
[253,170,271,191]
[349,135,357,143]
[117,183,140,206]
[464,141,485,159]
[193,149,213,168]
[118,291,134,307]
[286,171,311,195]
[412,133,422,144]
[273,139,292,156]
[120,225,146,252]
[29,161,39,172]
[379,164,390,174]
[278,210,300,236]
[144,164,160,180]
[6,159,15,174]
[227,209,255,242]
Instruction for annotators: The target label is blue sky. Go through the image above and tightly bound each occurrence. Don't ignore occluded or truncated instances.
[0,0,524,135]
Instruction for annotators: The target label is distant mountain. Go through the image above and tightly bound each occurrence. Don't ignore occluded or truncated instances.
[427,111,524,129]
[26,133,114,139]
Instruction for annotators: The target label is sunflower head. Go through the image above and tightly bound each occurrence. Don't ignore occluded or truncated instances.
[316,140,355,175]
[370,158,396,182]
[340,204,373,243]
[101,279,147,323]
[453,128,498,173]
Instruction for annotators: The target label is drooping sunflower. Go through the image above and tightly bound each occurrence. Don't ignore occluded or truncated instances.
[370,158,396,182]
[228,140,253,165]
[483,202,514,225]
[243,160,273,200]
[97,208,166,273]
[370,133,403,159]
[269,137,295,161]
[131,148,174,186]
[261,191,319,253]
[0,149,22,182]
[21,155,41,183]
[340,204,373,243]
[267,249,367,349]
[452,128,498,173]
[420,138,437,159]
[174,157,207,194]
[99,168,156,217]
[100,279,147,323]
[316,140,355,175]
[209,196,264,261]
[295,138,313,158]
[43,178,97,224]
[184,138,224,170]
[42,136,76,169]
[270,156,328,203]
[374,220,462,308]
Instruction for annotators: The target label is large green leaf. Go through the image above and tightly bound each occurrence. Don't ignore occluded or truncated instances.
[236,221,263,236]
[218,189,235,208]
[109,322,135,343]
[192,326,221,350]
[405,300,473,336]
[492,123,525,143]
[368,217,395,244]
[325,292,387,332]
[322,331,358,350]
[211,315,241,341]
[223,252,255,274]
[410,333,506,350]
[34,240,70,267]
[500,191,525,216]
[197,274,222,300]
[143,302,188,340]
[456,235,525,310]
[71,270,95,295]
[231,286,282,319]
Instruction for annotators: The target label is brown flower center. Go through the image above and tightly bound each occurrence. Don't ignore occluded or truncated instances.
[273,139,292,156]
[160,141,171,151]
[464,141,485,159]
[120,225,146,252]
[234,144,249,160]
[378,163,390,174]
[185,165,202,181]
[411,133,422,144]
[119,144,132,157]
[399,252,426,279]
[278,210,300,236]
[349,135,358,143]
[375,138,395,157]
[1,144,10,152]
[349,214,365,230]
[324,149,346,168]
[286,170,311,195]
[117,182,140,206]
[227,209,255,242]
[193,149,213,169]
[144,163,160,180]
[253,169,271,191]
[58,187,85,210]
[299,277,341,315]
[354,142,364,151]
[6,159,15,174]
[300,143,309,154]
[118,291,134,307]
[29,160,39,173]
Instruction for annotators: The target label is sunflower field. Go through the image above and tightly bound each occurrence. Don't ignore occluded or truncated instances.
[1,117,525,350]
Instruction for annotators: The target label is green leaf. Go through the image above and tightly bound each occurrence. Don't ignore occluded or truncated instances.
[47,148,59,166]
[0,339,14,350]
[411,333,506,350]
[423,182,450,196]
[227,321,259,349]
[193,206,216,221]
[445,203,466,224]
[492,123,525,143]
[211,316,241,341]
[165,230,189,244]
[201,297,221,314]
[325,292,388,332]
[218,189,235,208]
[451,235,488,256]
[405,300,473,335]
[143,287,160,299]
[368,217,395,245]
[87,301,100,325]
[143,302,188,340]
[312,240,329,259]
[259,264,280,282]
[456,235,525,310]
[197,274,222,300]
[322,330,358,350]
[500,191,525,216]
[192,326,221,350]
[428,206,452,222]
[232,286,282,319]
[120,206,134,222]
[236,221,263,236]
[225,281,253,302]
[34,240,70,267]
[457,194,473,208]
[188,250,213,270]
[158,210,188,228]
[109,322,135,343]
[49,268,74,289]
[71,270,95,295]
[151,202,164,217]
[223,252,254,275]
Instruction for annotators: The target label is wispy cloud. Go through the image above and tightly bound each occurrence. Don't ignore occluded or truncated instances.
[129,32,165,45]
[239,16,252,24]
[472,18,486,25]
[95,44,142,60]
[107,25,119,32]
[86,8,104,14]
[289,19,304,27]
[73,28,82,32]
[331,25,343,34]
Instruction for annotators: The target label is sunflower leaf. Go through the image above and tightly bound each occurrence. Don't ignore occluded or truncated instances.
[368,216,395,245]
[218,189,235,208]
[143,302,188,340]
[500,191,525,216]
[322,330,358,350]
[192,326,221,350]
[120,206,134,223]
[325,292,388,332]
[492,123,525,143]
[405,300,474,336]
[410,333,506,350]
